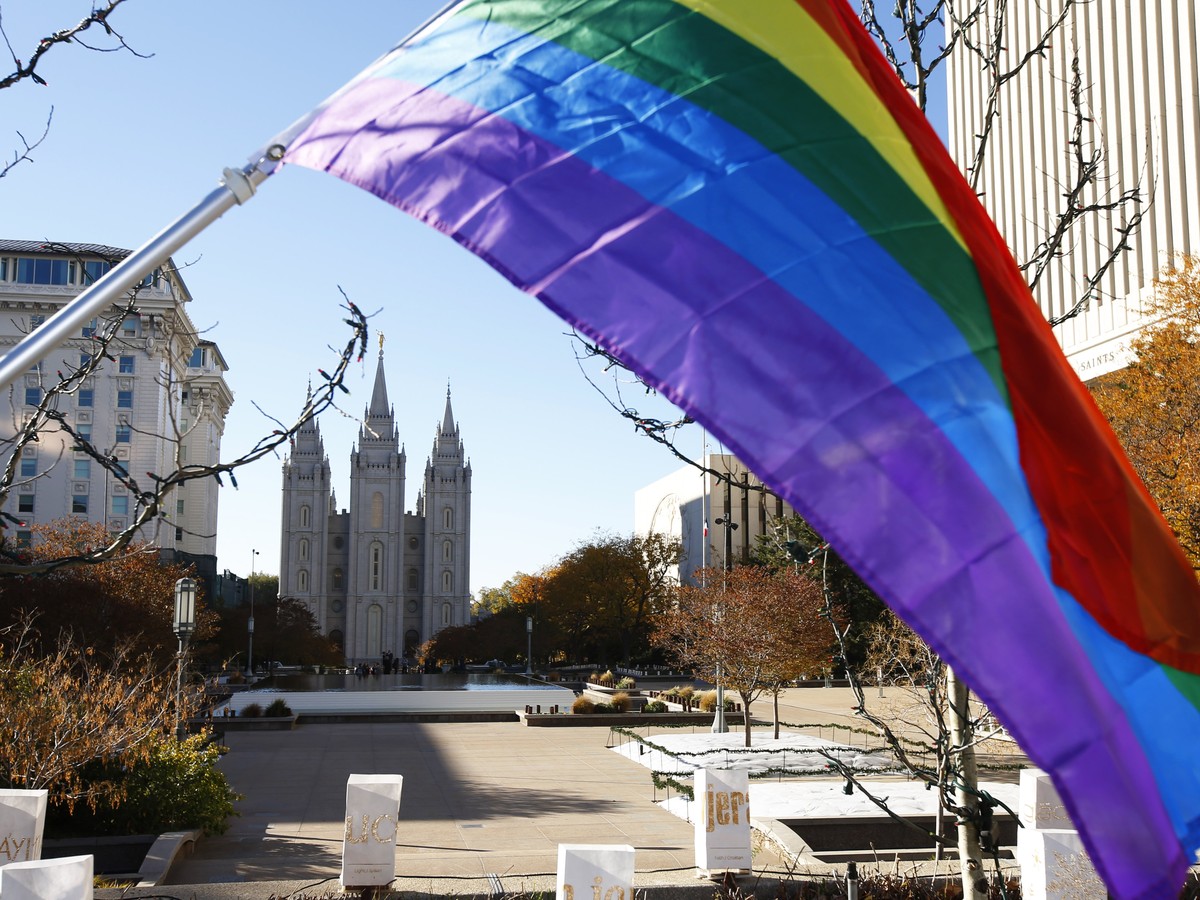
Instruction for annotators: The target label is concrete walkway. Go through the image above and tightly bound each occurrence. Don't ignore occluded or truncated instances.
[156,720,787,896]
[97,688,982,898]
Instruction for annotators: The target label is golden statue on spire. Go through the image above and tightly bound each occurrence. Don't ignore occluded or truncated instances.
[378,332,385,353]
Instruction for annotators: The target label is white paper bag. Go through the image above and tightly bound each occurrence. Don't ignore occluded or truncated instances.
[556,843,635,900]
[340,773,403,887]
[694,768,752,871]
[0,854,92,900]
[0,789,47,864]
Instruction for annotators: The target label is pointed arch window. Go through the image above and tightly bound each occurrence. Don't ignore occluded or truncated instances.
[443,506,453,529]
[299,538,309,561]
[442,570,453,593]
[370,542,384,591]
[298,569,308,592]
[442,540,453,562]
[442,603,452,626]
[300,505,311,528]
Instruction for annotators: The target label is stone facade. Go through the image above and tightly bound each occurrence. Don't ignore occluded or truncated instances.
[0,240,231,577]
[279,352,471,663]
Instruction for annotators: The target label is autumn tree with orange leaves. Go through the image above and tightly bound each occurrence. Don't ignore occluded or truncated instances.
[1091,255,1200,570]
[653,565,831,746]
[0,519,213,666]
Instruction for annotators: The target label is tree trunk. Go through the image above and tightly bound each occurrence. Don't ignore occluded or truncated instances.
[740,691,753,747]
[773,689,780,740]
[947,666,987,900]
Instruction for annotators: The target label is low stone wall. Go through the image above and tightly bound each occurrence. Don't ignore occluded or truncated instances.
[221,684,576,716]
[518,710,748,727]
[196,715,297,731]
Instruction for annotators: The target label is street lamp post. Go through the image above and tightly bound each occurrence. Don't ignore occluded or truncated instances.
[173,577,197,739]
[526,616,533,677]
[712,514,738,734]
[247,548,259,676]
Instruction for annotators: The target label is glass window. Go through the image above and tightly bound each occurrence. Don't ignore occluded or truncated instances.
[443,507,453,529]
[79,354,91,370]
[175,526,183,542]
[188,347,206,368]
[72,494,88,514]
[19,458,36,478]
[118,356,134,374]
[81,318,96,338]
[15,258,71,285]
[14,531,31,549]
[78,388,93,408]
[298,570,308,592]
[82,260,109,284]
[299,538,309,561]
[29,315,44,329]
[115,424,131,443]
[332,567,344,590]
[121,316,137,336]
[442,603,451,626]
[17,495,33,513]
[112,495,128,516]
[442,540,453,562]
[23,387,40,407]
[117,390,133,408]
[112,460,128,478]
[176,498,184,516]
[442,571,452,593]
[299,505,310,528]
[73,459,90,479]
[77,423,92,442]
[408,569,418,591]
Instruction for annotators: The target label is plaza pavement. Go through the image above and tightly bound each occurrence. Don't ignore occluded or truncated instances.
[96,687,978,899]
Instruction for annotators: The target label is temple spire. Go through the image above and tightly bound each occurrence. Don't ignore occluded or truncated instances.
[441,381,456,434]
[368,334,390,418]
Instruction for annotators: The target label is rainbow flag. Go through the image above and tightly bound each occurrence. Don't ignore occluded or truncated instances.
[279,2,1200,895]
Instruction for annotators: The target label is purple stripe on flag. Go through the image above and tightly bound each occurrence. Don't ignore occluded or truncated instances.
[286,78,1179,880]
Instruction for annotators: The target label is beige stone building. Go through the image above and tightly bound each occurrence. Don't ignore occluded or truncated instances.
[0,240,232,581]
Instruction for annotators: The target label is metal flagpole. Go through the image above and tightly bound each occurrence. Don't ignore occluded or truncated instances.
[0,153,280,393]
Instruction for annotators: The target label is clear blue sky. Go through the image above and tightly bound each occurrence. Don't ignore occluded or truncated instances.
[2,2,945,595]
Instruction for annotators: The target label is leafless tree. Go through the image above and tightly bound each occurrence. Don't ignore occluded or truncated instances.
[1,0,148,179]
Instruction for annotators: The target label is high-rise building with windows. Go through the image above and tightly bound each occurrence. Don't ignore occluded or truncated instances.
[946,2,1199,378]
[279,351,472,664]
[0,239,233,581]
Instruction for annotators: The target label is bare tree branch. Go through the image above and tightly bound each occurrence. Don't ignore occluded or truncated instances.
[0,0,149,92]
